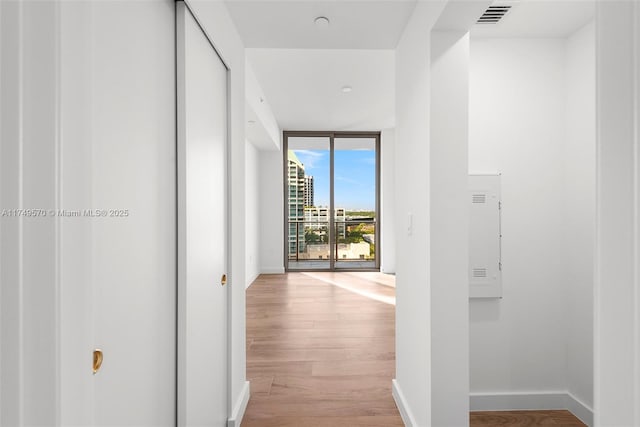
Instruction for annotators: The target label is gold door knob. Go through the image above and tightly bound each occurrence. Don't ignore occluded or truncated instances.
[93,349,103,374]
[221,274,227,286]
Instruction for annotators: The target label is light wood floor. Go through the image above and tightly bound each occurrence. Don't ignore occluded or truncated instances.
[470,410,586,426]
[244,272,401,426]
[244,272,586,427]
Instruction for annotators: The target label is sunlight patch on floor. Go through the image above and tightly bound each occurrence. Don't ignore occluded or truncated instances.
[301,272,396,305]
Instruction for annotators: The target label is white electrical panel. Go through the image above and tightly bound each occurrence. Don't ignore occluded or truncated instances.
[469,174,502,298]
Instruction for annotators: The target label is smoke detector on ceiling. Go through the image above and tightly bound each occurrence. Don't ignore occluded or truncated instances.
[477,3,513,25]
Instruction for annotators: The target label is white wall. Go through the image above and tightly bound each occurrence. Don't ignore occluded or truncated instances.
[394,5,435,424]
[393,2,446,426]
[1,2,60,423]
[246,141,260,286]
[245,56,281,279]
[245,62,280,150]
[594,2,640,425]
[469,38,569,395]
[565,21,595,413]
[430,30,470,427]
[469,29,596,422]
[259,149,284,274]
[381,128,396,274]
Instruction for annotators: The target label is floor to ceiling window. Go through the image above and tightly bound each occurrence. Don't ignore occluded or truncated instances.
[284,131,380,271]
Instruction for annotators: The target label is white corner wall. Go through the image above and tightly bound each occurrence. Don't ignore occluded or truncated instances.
[565,21,595,413]
[394,4,438,424]
[469,38,570,396]
[430,30,471,427]
[245,141,260,287]
[259,149,284,274]
[469,27,596,424]
[381,128,396,274]
[594,2,640,425]
[395,2,462,426]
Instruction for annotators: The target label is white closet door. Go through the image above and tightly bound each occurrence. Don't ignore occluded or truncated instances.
[90,1,177,425]
[177,2,229,426]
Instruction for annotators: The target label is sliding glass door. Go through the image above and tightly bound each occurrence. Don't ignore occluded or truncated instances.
[286,136,331,269]
[333,137,378,269]
[284,132,380,271]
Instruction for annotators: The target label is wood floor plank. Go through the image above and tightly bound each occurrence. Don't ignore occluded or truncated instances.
[345,346,396,361]
[247,361,313,377]
[249,376,274,395]
[262,375,395,401]
[246,319,315,330]
[248,348,348,362]
[469,410,587,426]
[241,415,405,427]
[244,397,400,418]
[311,359,395,377]
[248,336,394,352]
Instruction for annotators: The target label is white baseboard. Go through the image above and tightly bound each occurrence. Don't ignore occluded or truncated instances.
[390,387,593,426]
[470,391,593,427]
[380,266,396,274]
[392,379,417,427]
[260,267,285,274]
[566,392,594,427]
[470,391,568,411]
[245,271,259,289]
[227,381,250,427]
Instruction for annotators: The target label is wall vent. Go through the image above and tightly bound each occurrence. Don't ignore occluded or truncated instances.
[472,194,487,204]
[477,5,512,24]
[473,268,488,278]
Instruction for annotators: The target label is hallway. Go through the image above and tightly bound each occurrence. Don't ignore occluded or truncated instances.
[244,272,402,426]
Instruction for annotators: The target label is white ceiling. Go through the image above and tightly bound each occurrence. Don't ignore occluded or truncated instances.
[225,0,417,49]
[237,0,596,137]
[471,1,595,38]
[247,48,395,131]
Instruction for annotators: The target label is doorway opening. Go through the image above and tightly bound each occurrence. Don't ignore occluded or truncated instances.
[283,131,380,271]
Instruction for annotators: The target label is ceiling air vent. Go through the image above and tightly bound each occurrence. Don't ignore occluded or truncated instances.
[477,5,512,24]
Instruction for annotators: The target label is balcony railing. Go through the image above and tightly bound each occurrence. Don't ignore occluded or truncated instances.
[287,219,377,264]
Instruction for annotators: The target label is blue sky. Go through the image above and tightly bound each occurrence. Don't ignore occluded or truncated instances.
[293,149,376,211]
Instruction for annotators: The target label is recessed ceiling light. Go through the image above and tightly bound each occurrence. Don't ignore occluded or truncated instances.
[248,120,256,124]
[314,16,330,29]
[341,86,352,93]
